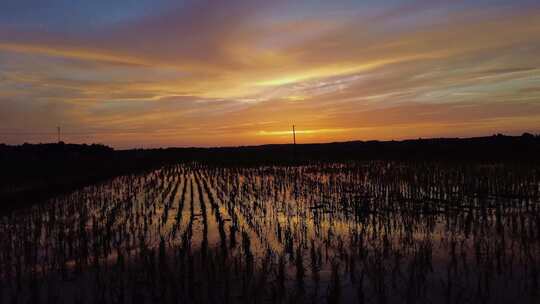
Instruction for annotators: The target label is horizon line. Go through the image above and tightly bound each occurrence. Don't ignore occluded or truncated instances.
[2,131,538,151]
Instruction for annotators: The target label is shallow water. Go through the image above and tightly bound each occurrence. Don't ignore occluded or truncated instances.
[1,162,539,303]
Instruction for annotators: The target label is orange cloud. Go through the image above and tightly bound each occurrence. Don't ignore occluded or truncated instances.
[1,4,540,147]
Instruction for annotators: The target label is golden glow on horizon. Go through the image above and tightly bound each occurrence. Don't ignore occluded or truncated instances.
[1,4,540,148]
[257,128,352,136]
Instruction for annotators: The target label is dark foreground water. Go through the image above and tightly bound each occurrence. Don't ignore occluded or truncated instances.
[1,162,539,303]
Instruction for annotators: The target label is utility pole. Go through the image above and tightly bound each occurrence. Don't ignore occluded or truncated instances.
[57,126,61,143]
[292,125,296,145]
[292,125,297,163]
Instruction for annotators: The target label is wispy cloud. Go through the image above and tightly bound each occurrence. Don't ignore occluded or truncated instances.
[1,1,539,147]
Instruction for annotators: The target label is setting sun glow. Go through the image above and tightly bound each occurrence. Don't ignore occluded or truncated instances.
[1,1,539,148]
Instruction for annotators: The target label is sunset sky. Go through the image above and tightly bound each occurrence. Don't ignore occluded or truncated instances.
[1,0,539,148]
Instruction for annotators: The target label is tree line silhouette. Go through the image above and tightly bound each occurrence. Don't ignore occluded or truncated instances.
[1,133,539,213]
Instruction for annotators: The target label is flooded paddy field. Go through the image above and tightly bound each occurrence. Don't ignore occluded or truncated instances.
[1,161,539,304]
